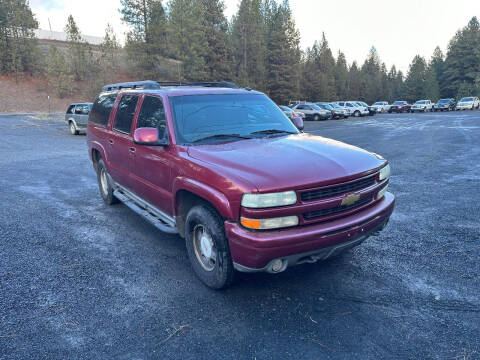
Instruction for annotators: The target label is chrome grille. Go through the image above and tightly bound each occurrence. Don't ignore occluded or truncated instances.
[303,196,373,220]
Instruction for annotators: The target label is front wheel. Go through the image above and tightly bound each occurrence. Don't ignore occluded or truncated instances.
[313,114,320,121]
[185,205,235,289]
[353,110,360,117]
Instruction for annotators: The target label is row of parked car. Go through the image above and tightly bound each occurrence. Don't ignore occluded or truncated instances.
[374,97,480,113]
[283,96,480,121]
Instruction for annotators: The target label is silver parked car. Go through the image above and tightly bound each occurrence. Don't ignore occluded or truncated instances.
[65,102,93,135]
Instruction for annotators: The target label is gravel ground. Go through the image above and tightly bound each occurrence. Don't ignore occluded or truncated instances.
[0,111,479,359]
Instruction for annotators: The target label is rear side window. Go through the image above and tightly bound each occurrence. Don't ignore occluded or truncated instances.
[67,105,75,114]
[137,96,167,138]
[89,94,117,126]
[113,94,139,134]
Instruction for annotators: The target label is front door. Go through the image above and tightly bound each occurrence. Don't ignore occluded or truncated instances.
[107,94,139,189]
[130,95,174,215]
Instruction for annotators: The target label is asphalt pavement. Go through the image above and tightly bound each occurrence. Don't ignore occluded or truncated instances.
[0,111,479,359]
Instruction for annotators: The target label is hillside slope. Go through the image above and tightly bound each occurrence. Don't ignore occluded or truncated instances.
[0,76,91,113]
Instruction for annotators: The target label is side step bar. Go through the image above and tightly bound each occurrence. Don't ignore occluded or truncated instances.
[113,186,178,234]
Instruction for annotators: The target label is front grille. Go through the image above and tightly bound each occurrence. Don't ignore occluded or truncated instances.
[303,196,373,220]
[301,175,376,201]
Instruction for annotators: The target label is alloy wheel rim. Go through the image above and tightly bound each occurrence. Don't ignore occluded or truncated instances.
[193,224,216,272]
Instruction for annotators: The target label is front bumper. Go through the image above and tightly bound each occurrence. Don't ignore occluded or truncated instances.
[226,192,395,271]
[456,104,473,109]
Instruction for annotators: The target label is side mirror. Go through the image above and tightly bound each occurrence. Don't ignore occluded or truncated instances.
[292,116,304,131]
[133,127,169,146]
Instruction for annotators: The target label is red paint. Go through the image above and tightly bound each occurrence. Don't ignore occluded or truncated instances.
[88,87,395,270]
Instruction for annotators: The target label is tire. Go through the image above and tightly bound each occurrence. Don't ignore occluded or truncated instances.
[69,121,78,135]
[353,110,360,117]
[96,158,119,205]
[185,205,235,289]
[313,114,320,121]
[471,105,474,110]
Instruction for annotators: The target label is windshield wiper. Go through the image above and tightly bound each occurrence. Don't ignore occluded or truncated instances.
[250,129,297,136]
[192,133,253,143]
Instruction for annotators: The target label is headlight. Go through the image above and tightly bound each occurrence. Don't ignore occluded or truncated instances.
[241,216,299,230]
[377,185,388,200]
[241,191,297,208]
[379,164,391,181]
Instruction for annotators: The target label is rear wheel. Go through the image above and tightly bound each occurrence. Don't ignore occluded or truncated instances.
[69,121,78,135]
[313,114,320,121]
[353,110,360,117]
[185,205,235,289]
[96,158,119,205]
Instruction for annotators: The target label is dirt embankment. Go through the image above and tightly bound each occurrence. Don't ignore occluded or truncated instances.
[0,75,91,113]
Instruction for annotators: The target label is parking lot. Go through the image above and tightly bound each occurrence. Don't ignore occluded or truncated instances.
[1,111,479,359]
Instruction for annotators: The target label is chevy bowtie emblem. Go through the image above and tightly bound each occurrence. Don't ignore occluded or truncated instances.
[341,193,360,206]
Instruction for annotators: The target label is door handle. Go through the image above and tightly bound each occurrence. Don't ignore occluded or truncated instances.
[129,147,136,154]
[108,139,114,145]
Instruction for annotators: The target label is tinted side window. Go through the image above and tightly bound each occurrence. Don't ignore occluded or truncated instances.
[67,105,75,114]
[137,96,167,138]
[113,95,139,134]
[89,94,117,126]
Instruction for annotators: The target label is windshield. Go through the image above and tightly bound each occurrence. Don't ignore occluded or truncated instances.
[393,101,405,105]
[373,102,382,105]
[280,105,293,114]
[460,97,474,102]
[170,94,299,144]
[415,100,426,104]
[311,104,322,110]
[318,104,333,110]
[330,103,341,109]
[438,99,450,104]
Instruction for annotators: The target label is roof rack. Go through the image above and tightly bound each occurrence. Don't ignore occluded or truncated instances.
[101,80,239,92]
[157,81,238,89]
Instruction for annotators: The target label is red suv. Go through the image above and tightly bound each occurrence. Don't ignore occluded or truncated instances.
[87,81,395,289]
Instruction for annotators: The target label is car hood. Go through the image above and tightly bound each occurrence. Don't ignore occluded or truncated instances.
[187,133,385,192]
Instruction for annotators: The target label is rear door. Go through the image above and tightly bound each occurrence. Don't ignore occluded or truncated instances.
[74,104,89,127]
[107,94,140,189]
[130,95,174,215]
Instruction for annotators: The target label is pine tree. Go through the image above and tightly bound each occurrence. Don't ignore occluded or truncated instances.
[64,15,90,81]
[443,17,480,97]
[46,46,71,98]
[121,0,168,77]
[167,0,208,80]
[0,0,38,79]
[347,61,362,100]
[264,0,300,104]
[404,55,428,102]
[198,0,231,80]
[334,51,349,99]
[360,47,383,103]
[230,0,266,90]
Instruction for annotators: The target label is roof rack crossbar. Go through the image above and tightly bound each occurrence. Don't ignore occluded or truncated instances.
[156,81,238,89]
[101,80,239,92]
[101,80,161,92]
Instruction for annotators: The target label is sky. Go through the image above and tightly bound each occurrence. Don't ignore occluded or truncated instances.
[30,0,480,73]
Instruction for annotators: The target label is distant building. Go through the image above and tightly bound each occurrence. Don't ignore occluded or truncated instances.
[35,29,103,45]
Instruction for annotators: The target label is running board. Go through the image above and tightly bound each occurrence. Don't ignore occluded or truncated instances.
[113,187,178,234]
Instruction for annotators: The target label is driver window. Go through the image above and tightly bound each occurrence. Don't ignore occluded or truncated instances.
[137,96,167,139]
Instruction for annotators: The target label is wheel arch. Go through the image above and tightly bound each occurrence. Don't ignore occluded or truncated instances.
[173,178,234,238]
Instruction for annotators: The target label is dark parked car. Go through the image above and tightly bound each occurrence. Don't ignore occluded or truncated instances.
[65,102,93,135]
[87,80,394,289]
[434,98,456,111]
[388,101,411,113]
[316,102,345,119]
[279,105,305,122]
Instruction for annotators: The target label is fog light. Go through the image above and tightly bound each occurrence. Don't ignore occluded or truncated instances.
[271,259,284,273]
[377,185,388,200]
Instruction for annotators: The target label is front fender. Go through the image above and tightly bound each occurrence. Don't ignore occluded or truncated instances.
[172,177,236,220]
